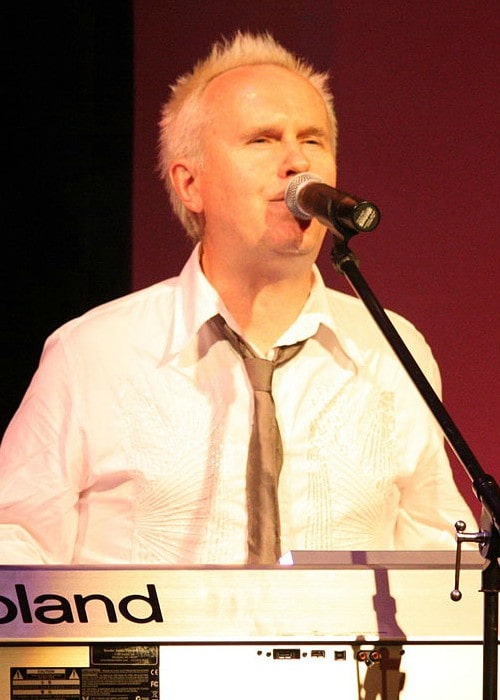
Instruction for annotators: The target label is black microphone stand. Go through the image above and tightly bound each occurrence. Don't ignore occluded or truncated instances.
[330,234,500,700]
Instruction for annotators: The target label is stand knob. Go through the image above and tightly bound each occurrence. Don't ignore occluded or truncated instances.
[451,520,488,602]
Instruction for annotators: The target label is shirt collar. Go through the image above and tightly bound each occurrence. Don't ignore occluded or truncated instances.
[275,265,340,346]
[167,243,225,357]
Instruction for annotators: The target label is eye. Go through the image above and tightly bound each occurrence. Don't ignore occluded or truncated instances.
[300,129,329,148]
[248,133,275,145]
[245,128,280,145]
[303,136,325,147]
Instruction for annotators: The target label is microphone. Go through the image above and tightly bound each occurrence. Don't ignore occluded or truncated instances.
[285,172,380,235]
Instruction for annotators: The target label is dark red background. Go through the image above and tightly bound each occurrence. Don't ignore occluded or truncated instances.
[132,1,499,521]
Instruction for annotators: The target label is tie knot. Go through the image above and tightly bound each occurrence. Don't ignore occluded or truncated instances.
[244,357,274,392]
[209,314,306,381]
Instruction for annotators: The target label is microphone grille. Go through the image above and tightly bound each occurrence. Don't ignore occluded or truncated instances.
[285,172,324,219]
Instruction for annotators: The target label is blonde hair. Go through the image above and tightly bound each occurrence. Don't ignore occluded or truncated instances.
[158,31,337,241]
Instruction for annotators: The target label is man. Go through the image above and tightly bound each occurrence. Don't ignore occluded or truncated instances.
[0,32,475,564]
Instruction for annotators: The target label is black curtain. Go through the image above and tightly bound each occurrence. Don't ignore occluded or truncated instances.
[2,4,133,435]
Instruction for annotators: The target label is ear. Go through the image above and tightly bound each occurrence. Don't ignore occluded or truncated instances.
[169,161,203,213]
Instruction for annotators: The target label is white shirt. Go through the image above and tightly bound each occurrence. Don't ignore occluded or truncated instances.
[0,245,475,564]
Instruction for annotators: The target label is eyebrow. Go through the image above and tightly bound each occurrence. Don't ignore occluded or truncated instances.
[298,126,331,141]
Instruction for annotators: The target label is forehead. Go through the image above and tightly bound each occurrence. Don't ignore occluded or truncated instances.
[202,63,331,132]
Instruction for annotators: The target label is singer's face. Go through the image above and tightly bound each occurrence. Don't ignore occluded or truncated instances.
[179,64,336,268]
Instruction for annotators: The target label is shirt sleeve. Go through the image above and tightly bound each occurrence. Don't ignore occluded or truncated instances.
[392,337,478,549]
[0,331,84,563]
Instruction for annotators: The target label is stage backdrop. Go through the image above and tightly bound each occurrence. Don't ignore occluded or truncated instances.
[133,1,499,521]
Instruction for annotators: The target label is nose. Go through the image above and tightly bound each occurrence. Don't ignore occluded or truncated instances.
[278,140,310,179]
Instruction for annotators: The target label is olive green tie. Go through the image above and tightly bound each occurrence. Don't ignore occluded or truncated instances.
[210,315,305,565]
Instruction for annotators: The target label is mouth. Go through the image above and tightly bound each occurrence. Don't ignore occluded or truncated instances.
[267,199,311,230]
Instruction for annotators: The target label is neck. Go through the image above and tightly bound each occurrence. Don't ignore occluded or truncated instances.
[201,247,315,354]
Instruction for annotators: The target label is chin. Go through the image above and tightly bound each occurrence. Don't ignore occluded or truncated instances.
[282,223,325,256]
[262,216,325,257]
[273,237,321,260]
